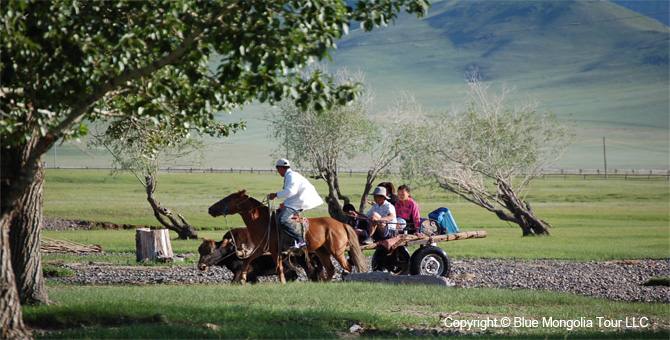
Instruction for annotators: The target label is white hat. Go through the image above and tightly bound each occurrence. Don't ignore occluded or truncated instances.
[275,158,291,167]
[371,186,388,198]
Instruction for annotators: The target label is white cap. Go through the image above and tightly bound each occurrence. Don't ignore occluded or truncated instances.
[275,158,291,167]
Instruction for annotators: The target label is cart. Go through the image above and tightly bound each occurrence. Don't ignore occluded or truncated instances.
[359,230,487,277]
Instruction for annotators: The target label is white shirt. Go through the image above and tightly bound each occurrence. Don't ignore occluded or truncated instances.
[276,169,324,210]
[366,199,397,226]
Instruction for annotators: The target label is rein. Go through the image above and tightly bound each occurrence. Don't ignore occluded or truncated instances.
[218,195,272,260]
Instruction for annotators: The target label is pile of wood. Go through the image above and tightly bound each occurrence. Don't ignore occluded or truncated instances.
[41,237,104,253]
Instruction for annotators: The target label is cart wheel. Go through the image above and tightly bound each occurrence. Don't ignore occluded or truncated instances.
[371,247,411,275]
[420,219,439,235]
[371,248,387,272]
[409,246,450,277]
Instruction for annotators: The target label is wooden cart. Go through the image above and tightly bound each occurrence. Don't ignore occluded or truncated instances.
[359,230,487,277]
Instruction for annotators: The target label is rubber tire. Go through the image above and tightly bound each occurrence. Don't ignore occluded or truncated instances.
[371,247,411,275]
[409,245,450,277]
[371,248,388,272]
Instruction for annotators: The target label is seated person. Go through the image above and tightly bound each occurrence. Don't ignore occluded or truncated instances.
[342,203,369,243]
[394,184,421,234]
[378,182,399,205]
[366,182,399,206]
[352,186,397,244]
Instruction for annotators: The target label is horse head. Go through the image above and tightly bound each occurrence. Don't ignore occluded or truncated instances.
[196,238,230,271]
[208,190,248,217]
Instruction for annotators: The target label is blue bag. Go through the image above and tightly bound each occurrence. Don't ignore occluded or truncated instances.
[428,207,460,234]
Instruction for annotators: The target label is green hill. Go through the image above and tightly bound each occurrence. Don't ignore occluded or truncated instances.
[328,0,669,169]
[46,0,669,170]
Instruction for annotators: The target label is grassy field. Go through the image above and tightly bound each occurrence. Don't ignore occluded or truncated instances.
[43,169,669,259]
[23,283,669,339]
[31,169,669,339]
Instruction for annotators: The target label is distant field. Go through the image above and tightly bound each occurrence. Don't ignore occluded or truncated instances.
[43,169,669,260]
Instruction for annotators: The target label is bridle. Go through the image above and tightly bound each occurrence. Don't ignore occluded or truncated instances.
[211,194,273,260]
[212,195,258,216]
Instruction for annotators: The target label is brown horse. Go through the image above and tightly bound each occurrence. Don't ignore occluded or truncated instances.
[208,190,368,283]
[197,227,323,283]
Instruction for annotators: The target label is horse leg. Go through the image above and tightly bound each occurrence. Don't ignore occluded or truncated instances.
[314,248,335,281]
[325,228,354,274]
[240,252,262,284]
[276,253,286,284]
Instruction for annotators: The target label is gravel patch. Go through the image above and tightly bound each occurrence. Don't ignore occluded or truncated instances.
[450,258,669,303]
[48,253,669,303]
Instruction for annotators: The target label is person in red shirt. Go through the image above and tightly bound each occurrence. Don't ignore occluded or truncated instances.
[394,184,421,234]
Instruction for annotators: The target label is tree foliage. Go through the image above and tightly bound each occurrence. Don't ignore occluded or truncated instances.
[268,66,375,219]
[91,120,203,239]
[404,72,574,235]
[359,92,428,211]
[0,0,430,335]
[2,0,429,147]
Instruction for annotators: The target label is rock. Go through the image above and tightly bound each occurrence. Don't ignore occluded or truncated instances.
[342,271,453,286]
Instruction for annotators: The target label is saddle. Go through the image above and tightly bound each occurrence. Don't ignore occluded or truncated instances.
[290,214,310,240]
[274,211,310,253]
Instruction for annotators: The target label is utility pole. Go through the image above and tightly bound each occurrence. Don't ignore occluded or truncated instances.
[603,136,607,179]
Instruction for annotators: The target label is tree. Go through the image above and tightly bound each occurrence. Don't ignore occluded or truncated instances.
[358,92,427,212]
[404,71,574,236]
[268,67,376,220]
[90,119,206,240]
[0,0,430,335]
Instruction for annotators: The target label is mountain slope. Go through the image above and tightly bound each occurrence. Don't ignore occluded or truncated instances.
[612,0,669,26]
[328,0,669,168]
[47,0,669,170]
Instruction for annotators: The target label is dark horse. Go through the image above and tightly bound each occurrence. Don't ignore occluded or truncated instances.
[208,190,368,283]
[197,227,322,282]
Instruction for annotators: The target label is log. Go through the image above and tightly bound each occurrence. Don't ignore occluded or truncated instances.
[135,228,174,262]
[41,237,103,253]
[360,230,487,251]
[342,271,453,286]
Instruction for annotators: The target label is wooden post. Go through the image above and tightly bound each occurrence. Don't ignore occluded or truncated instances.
[136,228,174,262]
[603,137,608,179]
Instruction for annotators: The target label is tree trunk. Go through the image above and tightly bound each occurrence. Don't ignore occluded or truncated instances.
[497,181,551,236]
[0,134,52,338]
[332,171,350,206]
[145,176,198,240]
[359,170,376,212]
[322,170,345,222]
[1,214,30,340]
[135,228,174,262]
[9,163,51,305]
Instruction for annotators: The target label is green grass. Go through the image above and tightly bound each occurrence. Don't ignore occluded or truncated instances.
[23,283,670,339]
[33,169,670,338]
[43,169,670,260]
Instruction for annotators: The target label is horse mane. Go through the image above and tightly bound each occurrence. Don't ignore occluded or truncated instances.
[244,194,263,207]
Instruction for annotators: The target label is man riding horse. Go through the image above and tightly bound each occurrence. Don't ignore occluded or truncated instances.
[268,158,323,249]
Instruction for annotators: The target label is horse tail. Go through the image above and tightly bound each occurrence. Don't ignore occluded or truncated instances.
[344,224,369,273]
